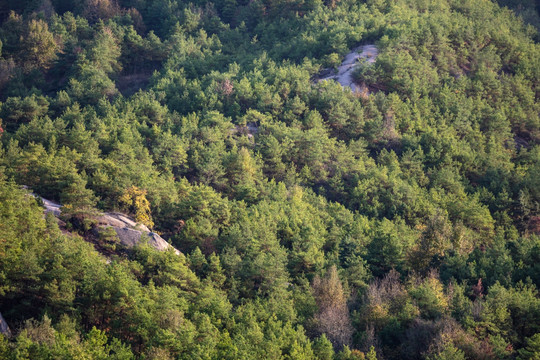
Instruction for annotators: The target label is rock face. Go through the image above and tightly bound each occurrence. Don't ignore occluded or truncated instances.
[103,226,176,252]
[0,312,11,337]
[42,197,62,217]
[318,44,378,93]
[96,212,150,232]
[35,193,180,255]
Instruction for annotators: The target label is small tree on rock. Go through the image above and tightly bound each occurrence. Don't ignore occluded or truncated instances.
[60,175,98,231]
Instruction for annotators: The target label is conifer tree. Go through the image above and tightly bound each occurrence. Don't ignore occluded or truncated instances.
[60,176,98,231]
[21,19,56,71]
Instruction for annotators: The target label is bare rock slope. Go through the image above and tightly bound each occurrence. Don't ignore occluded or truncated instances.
[39,196,179,254]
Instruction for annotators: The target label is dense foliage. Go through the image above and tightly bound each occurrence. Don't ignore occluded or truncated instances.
[0,0,539,358]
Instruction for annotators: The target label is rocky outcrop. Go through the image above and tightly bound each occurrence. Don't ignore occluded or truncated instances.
[99,226,177,253]
[34,193,180,255]
[317,44,378,93]
[94,212,180,253]
[95,212,150,232]
[97,217,180,254]
[42,197,62,217]
[0,312,11,337]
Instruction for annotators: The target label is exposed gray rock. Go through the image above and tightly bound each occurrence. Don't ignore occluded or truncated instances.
[31,192,180,255]
[318,44,379,93]
[42,198,62,217]
[98,225,180,254]
[95,212,150,232]
[0,312,11,337]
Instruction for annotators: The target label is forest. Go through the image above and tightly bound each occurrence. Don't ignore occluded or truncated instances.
[0,0,539,359]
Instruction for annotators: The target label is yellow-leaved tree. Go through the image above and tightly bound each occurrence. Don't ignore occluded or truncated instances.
[119,186,154,229]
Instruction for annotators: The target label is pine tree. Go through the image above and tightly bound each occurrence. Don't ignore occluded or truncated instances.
[366,346,378,360]
[21,19,57,71]
[60,175,98,231]
[518,333,540,360]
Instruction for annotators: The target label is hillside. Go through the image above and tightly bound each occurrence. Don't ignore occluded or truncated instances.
[0,0,539,359]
